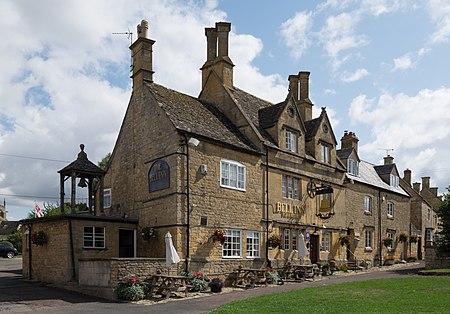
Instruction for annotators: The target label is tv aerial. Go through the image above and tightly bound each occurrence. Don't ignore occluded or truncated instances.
[112,28,133,45]
[378,148,394,156]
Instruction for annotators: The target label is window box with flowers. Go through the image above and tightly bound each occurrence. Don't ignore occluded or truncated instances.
[211,228,227,245]
[339,235,351,247]
[31,231,48,246]
[268,234,281,249]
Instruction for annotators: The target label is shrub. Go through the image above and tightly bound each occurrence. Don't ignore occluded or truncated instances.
[182,271,209,292]
[382,237,393,248]
[116,275,147,301]
[398,233,408,243]
[268,234,281,248]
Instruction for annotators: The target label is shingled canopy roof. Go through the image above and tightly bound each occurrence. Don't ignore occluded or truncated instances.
[58,144,105,178]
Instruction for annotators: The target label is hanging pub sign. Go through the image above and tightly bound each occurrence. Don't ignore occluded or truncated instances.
[148,160,170,192]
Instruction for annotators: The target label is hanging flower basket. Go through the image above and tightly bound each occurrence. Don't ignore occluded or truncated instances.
[339,235,351,246]
[409,235,418,243]
[398,233,408,243]
[382,237,393,248]
[141,227,155,240]
[268,234,281,249]
[31,231,48,246]
[211,228,227,245]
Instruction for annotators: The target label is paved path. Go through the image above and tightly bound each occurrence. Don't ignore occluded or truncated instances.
[0,258,424,314]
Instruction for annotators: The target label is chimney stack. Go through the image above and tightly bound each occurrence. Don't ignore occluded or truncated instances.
[403,169,412,186]
[201,22,234,89]
[413,182,421,193]
[384,155,394,165]
[288,75,299,101]
[130,20,155,92]
[293,71,313,122]
[422,177,430,190]
[430,187,438,197]
[340,131,359,153]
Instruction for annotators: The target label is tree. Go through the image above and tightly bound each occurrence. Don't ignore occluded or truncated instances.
[98,152,111,170]
[7,227,22,252]
[436,187,450,254]
[26,202,87,219]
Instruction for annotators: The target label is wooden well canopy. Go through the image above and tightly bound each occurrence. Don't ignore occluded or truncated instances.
[58,144,106,215]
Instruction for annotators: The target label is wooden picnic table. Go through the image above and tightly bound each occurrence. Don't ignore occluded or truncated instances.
[148,274,189,298]
[234,268,269,288]
[282,264,316,281]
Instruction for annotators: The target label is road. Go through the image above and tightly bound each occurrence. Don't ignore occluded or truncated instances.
[0,258,424,313]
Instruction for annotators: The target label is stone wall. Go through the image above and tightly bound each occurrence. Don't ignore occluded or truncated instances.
[424,245,450,269]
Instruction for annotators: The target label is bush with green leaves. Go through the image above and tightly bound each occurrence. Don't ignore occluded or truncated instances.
[116,275,147,301]
[436,187,450,254]
[181,270,208,292]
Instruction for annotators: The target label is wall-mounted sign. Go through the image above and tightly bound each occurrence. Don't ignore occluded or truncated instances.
[273,202,306,219]
[148,160,170,192]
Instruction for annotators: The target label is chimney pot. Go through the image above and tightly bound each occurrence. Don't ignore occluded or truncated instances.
[413,182,421,193]
[422,177,430,190]
[341,130,359,153]
[137,20,148,38]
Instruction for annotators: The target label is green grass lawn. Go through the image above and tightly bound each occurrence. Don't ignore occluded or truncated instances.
[213,277,450,314]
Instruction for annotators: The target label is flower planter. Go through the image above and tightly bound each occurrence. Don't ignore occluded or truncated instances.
[210,285,222,293]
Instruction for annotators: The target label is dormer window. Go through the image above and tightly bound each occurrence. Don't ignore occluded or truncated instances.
[285,129,297,153]
[320,143,331,164]
[348,159,359,176]
[390,174,399,187]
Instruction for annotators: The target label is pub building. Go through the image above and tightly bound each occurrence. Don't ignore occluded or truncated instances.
[23,20,440,297]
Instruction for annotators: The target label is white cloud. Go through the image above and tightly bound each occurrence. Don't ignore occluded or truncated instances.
[428,0,450,44]
[392,54,413,71]
[319,12,368,70]
[279,11,313,60]
[349,87,450,191]
[341,68,369,82]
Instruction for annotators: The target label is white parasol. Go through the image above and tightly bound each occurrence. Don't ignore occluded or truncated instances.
[298,232,309,261]
[165,232,180,268]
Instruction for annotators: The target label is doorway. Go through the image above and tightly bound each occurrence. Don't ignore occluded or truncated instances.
[310,234,320,264]
[119,229,135,257]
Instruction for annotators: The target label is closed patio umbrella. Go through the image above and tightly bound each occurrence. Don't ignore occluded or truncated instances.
[298,232,309,261]
[165,232,180,268]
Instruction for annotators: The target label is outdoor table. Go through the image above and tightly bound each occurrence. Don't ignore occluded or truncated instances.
[234,268,269,288]
[148,274,189,298]
[292,264,315,280]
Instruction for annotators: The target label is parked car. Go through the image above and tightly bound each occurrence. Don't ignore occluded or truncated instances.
[0,243,18,258]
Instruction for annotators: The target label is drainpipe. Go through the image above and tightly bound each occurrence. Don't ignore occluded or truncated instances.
[69,219,76,280]
[185,139,190,273]
[28,223,32,279]
[265,145,270,268]
[378,191,382,266]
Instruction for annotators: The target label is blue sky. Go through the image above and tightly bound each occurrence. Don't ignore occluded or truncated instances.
[1,0,449,220]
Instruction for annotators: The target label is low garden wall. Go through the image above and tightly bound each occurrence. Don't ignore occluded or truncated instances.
[424,245,450,269]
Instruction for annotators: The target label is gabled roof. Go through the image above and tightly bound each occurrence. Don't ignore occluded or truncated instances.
[374,164,396,176]
[259,101,286,129]
[337,148,353,160]
[58,144,105,177]
[147,83,257,152]
[347,160,409,196]
[305,117,320,140]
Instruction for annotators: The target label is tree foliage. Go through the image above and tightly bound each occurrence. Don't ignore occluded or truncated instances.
[26,202,87,219]
[98,152,111,170]
[7,228,22,252]
[436,187,450,254]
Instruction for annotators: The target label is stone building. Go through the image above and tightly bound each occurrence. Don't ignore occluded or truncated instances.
[103,20,348,273]
[20,20,440,296]
[337,132,411,265]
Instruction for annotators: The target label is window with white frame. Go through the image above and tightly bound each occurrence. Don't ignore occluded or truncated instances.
[387,202,394,218]
[220,160,246,191]
[83,226,105,248]
[365,229,373,250]
[246,231,260,258]
[387,231,394,250]
[364,195,373,214]
[284,228,290,251]
[321,143,331,164]
[282,175,300,199]
[348,159,359,176]
[292,230,298,250]
[285,130,297,152]
[103,188,111,208]
[321,231,331,252]
[223,229,242,257]
[390,174,399,187]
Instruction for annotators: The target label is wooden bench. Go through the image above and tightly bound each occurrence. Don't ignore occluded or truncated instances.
[233,268,269,288]
[147,274,189,298]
